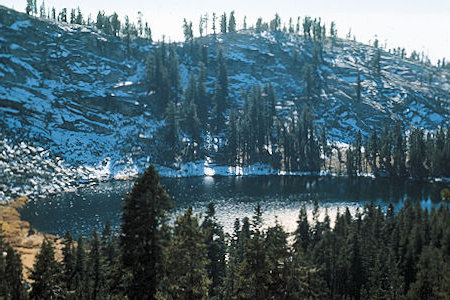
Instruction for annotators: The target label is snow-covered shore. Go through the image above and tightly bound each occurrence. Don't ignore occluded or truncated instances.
[2,137,449,204]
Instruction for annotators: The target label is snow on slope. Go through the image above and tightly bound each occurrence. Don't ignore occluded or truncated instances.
[0,6,449,202]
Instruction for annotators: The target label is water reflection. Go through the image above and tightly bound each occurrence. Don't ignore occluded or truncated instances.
[20,176,448,237]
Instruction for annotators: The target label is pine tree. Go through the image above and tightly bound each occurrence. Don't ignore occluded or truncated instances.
[39,0,45,18]
[379,126,392,174]
[270,13,281,31]
[368,131,379,171]
[5,246,25,300]
[161,207,211,299]
[227,107,239,166]
[393,123,407,177]
[73,235,87,296]
[356,70,362,101]
[408,128,426,178]
[164,100,180,161]
[120,165,173,299]
[354,131,362,173]
[302,64,315,101]
[373,49,381,74]
[265,219,289,298]
[201,203,226,297]
[87,230,101,299]
[59,8,67,23]
[182,18,193,41]
[75,7,83,24]
[233,204,271,299]
[294,204,310,253]
[255,18,263,33]
[187,101,202,141]
[61,231,75,291]
[100,222,120,296]
[32,0,37,15]
[212,12,217,34]
[346,148,355,176]
[196,62,208,124]
[346,230,363,299]
[228,11,236,33]
[30,239,62,299]
[407,246,443,299]
[70,8,76,24]
[220,13,227,33]
[213,49,228,132]
[111,13,121,37]
[26,0,33,15]
[144,22,152,41]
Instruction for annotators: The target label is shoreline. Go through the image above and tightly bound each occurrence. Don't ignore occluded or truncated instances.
[0,196,63,280]
[4,162,450,205]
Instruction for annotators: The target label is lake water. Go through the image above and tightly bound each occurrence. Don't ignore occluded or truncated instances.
[20,176,448,237]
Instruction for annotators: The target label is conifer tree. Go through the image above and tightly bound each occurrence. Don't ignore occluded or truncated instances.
[164,100,180,161]
[233,204,271,299]
[407,247,443,299]
[227,107,239,166]
[373,49,381,74]
[32,0,37,15]
[73,235,87,296]
[228,11,236,33]
[26,0,33,15]
[111,13,121,37]
[60,8,67,22]
[120,165,173,299]
[70,8,76,24]
[408,128,426,178]
[75,7,83,25]
[30,239,62,299]
[144,22,152,41]
[196,62,208,124]
[212,12,217,34]
[87,230,101,299]
[220,13,227,33]
[379,126,392,174]
[294,204,310,253]
[61,232,75,291]
[213,49,228,132]
[255,18,263,33]
[266,220,291,298]
[354,131,362,173]
[201,203,226,297]
[368,131,379,171]
[356,70,362,101]
[161,207,211,299]
[182,18,193,41]
[39,0,45,18]
[5,246,25,300]
[393,124,407,177]
[346,148,356,176]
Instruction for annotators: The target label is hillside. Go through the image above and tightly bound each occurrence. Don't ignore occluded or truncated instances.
[0,6,449,202]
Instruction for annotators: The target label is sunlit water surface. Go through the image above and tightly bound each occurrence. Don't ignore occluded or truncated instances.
[20,176,448,237]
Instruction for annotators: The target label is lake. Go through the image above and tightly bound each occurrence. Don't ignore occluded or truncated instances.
[20,176,448,237]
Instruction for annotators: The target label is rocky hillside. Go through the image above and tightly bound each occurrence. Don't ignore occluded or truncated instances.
[0,6,449,201]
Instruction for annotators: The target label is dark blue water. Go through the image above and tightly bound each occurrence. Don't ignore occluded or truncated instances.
[20,176,448,237]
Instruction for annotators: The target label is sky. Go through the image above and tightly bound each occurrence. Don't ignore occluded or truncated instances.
[2,0,449,63]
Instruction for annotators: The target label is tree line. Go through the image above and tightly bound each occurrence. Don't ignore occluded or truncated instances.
[1,165,450,299]
[345,126,450,179]
[23,0,448,69]
[25,0,152,42]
